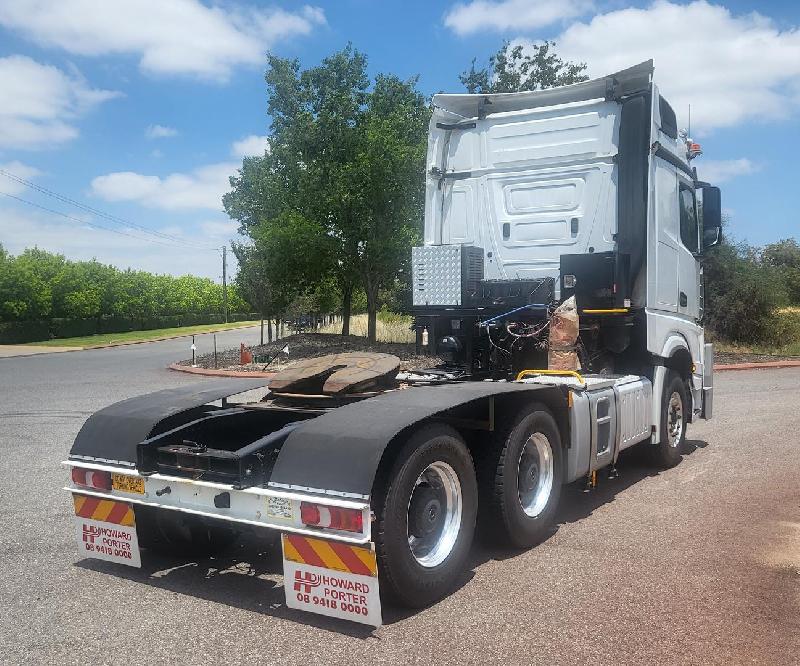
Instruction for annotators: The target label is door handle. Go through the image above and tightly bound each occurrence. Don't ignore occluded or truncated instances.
[680,291,688,307]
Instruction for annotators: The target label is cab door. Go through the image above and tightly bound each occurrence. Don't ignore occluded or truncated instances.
[652,162,679,312]
[676,177,700,321]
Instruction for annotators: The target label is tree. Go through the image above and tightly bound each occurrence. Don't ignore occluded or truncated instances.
[347,74,427,341]
[0,247,250,323]
[224,46,429,341]
[225,46,366,331]
[460,41,588,94]
[702,226,788,344]
[762,238,800,304]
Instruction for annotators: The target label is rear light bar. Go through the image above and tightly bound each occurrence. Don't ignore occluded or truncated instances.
[71,467,112,491]
[300,501,363,534]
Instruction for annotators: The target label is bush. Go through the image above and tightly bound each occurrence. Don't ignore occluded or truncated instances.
[98,316,140,334]
[50,318,97,339]
[0,246,253,324]
[703,242,785,344]
[179,312,202,327]
[142,315,183,330]
[0,320,50,344]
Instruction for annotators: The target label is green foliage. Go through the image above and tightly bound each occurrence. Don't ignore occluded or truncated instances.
[703,236,790,344]
[224,45,429,341]
[0,247,250,325]
[460,41,589,94]
[762,238,800,304]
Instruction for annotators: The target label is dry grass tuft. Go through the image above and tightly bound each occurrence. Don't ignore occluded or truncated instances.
[319,313,415,343]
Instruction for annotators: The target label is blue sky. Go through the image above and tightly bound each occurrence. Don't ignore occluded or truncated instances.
[0,0,798,280]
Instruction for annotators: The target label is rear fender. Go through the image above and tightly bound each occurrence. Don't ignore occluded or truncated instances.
[268,382,554,501]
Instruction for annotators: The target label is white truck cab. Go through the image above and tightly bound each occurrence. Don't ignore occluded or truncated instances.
[414,60,720,441]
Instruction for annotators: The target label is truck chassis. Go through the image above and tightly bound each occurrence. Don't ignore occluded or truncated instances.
[66,364,690,627]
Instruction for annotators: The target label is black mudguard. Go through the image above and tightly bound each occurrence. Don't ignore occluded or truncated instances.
[69,379,270,467]
[268,382,550,499]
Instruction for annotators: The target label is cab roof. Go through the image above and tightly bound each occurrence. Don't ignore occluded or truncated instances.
[432,60,654,119]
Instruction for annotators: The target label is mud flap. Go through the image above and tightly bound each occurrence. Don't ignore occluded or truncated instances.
[282,534,381,627]
[73,494,141,568]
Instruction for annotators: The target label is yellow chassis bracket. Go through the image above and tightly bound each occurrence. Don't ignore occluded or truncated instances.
[581,308,629,314]
[516,369,585,384]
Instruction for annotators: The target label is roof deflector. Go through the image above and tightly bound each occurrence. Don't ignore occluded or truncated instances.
[433,60,654,119]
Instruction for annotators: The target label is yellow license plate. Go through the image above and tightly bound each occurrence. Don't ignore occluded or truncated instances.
[112,473,145,494]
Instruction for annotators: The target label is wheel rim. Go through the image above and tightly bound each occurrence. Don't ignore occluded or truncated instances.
[407,461,462,568]
[517,432,554,518]
[667,391,684,447]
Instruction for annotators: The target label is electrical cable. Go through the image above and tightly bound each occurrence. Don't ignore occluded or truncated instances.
[0,168,219,251]
[0,190,218,251]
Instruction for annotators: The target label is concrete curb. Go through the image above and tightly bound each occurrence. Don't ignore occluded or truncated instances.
[168,363,275,379]
[714,360,800,372]
[168,359,800,378]
[11,323,262,354]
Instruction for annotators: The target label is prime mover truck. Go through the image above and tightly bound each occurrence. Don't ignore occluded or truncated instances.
[65,61,721,627]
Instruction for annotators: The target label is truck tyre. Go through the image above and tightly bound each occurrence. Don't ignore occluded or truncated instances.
[373,423,477,608]
[481,403,563,548]
[134,506,238,557]
[650,370,688,468]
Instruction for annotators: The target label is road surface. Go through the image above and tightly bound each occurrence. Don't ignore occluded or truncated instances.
[0,335,797,665]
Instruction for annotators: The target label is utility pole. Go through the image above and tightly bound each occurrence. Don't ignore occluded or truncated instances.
[222,245,228,323]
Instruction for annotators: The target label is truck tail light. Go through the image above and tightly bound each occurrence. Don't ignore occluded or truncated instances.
[71,467,112,491]
[300,502,363,533]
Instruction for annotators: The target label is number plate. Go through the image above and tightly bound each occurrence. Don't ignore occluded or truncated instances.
[112,473,145,494]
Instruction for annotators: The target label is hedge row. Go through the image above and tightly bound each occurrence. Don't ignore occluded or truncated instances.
[0,313,261,344]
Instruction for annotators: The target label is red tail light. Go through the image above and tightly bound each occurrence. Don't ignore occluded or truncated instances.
[300,502,363,533]
[71,467,112,491]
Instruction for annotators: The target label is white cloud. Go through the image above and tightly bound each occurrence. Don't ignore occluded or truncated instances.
[91,162,237,211]
[695,158,758,184]
[0,1,326,81]
[552,1,800,131]
[444,0,590,35]
[200,219,239,237]
[0,161,42,195]
[145,124,178,139]
[231,134,269,158]
[0,204,229,278]
[0,55,119,150]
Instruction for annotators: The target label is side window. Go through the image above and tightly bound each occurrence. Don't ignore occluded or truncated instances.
[679,184,698,253]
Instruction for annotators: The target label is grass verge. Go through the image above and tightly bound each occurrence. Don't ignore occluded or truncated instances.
[318,313,415,343]
[22,320,261,348]
[714,307,800,356]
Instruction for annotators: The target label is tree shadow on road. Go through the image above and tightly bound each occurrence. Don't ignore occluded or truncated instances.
[75,438,708,632]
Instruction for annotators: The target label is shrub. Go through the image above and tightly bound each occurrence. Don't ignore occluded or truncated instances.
[0,321,50,344]
[50,318,97,339]
[703,242,785,344]
[98,316,140,334]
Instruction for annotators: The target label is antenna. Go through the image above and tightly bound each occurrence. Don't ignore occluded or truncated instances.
[688,103,691,138]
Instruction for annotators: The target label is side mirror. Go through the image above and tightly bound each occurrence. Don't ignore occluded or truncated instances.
[703,225,721,248]
[700,185,721,250]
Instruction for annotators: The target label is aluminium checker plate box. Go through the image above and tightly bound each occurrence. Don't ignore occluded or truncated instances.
[412,245,484,307]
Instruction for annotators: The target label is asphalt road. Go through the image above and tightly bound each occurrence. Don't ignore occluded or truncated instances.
[1,336,798,665]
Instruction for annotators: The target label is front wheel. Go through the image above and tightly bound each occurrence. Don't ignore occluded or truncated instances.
[373,423,478,608]
[481,403,563,548]
[649,370,688,468]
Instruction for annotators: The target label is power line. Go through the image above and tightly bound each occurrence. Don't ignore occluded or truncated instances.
[0,168,219,251]
[0,190,219,251]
